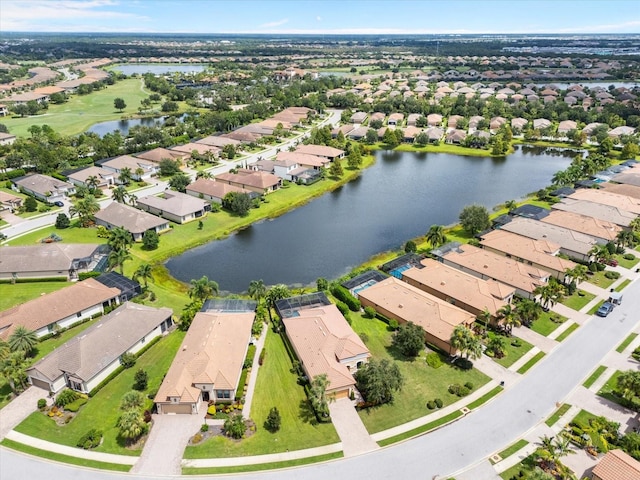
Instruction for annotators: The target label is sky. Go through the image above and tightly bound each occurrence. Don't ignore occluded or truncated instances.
[1,0,640,35]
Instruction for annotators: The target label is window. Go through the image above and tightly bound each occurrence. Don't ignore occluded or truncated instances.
[141,336,146,344]
[216,390,231,400]
[77,312,82,318]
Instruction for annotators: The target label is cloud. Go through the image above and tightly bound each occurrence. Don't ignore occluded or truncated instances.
[259,18,289,28]
[316,16,322,22]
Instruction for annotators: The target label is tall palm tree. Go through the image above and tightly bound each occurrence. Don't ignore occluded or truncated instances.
[108,248,132,275]
[248,279,267,302]
[588,244,611,264]
[134,167,145,180]
[504,200,517,212]
[118,167,133,185]
[133,263,153,289]
[630,217,640,234]
[616,229,636,249]
[111,185,128,204]
[196,170,213,180]
[425,224,447,248]
[108,226,133,254]
[564,265,589,285]
[188,276,219,302]
[497,304,520,335]
[265,284,290,322]
[450,324,472,357]
[0,350,28,393]
[8,326,38,355]
[516,298,542,327]
[86,175,100,193]
[617,369,640,401]
[69,195,100,228]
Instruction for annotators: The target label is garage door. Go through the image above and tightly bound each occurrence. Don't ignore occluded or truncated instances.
[30,378,51,392]
[160,403,193,414]
[333,389,350,399]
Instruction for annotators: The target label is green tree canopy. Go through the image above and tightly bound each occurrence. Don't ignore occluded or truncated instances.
[391,322,425,358]
[459,204,491,235]
[354,358,403,406]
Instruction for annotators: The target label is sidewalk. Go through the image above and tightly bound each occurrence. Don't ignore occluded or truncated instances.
[242,325,267,419]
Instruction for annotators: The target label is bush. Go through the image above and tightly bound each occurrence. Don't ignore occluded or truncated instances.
[191,433,203,444]
[330,284,361,312]
[604,271,620,280]
[120,352,136,368]
[336,301,350,317]
[265,406,281,432]
[37,398,47,410]
[426,352,443,368]
[24,196,37,212]
[434,398,443,408]
[363,306,376,319]
[624,253,635,261]
[65,397,88,412]
[207,404,216,415]
[589,263,598,272]
[77,429,102,449]
[464,382,474,391]
[78,271,101,281]
[454,357,473,370]
[596,262,606,271]
[458,386,470,396]
[259,348,266,366]
[200,423,209,433]
[427,400,436,409]
[133,369,148,391]
[388,318,399,330]
[55,213,70,229]
[224,413,246,439]
[55,389,80,407]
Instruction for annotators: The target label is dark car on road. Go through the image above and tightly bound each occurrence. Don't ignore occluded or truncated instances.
[596,302,614,317]
[53,201,64,207]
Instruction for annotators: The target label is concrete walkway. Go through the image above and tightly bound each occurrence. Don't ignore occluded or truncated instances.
[328,398,378,457]
[242,325,267,419]
[0,387,44,441]
[513,325,557,353]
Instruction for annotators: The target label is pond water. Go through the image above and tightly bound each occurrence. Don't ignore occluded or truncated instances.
[111,64,207,75]
[166,146,575,293]
[87,114,189,137]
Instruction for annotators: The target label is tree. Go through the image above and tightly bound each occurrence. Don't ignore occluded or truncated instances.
[346,147,362,169]
[222,144,237,160]
[355,358,403,406]
[133,263,153,288]
[426,224,447,248]
[497,304,520,334]
[248,279,267,302]
[107,226,133,253]
[24,196,37,212]
[69,195,100,228]
[188,276,219,302]
[459,204,490,235]
[365,129,378,144]
[0,350,28,393]
[8,326,37,356]
[404,240,417,253]
[133,369,148,391]
[329,159,343,178]
[516,299,542,327]
[111,185,128,203]
[534,280,565,311]
[486,335,506,358]
[142,229,159,250]
[120,390,145,410]
[117,409,148,442]
[114,98,126,112]
[159,159,180,177]
[616,229,637,249]
[564,265,589,285]
[504,200,517,212]
[222,192,252,216]
[382,128,400,147]
[265,407,281,432]
[86,175,100,193]
[168,173,191,193]
[391,322,425,358]
[265,284,290,321]
[617,369,640,401]
[55,213,70,229]
[108,248,132,275]
[589,244,611,264]
[309,374,331,419]
[224,413,246,439]
[161,101,179,113]
[118,167,133,185]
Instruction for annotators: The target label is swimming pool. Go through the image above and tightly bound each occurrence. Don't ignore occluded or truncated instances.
[352,279,378,296]
[389,264,411,279]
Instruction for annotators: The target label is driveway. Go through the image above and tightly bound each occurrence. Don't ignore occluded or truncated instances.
[130,408,204,476]
[0,387,44,440]
[328,397,378,457]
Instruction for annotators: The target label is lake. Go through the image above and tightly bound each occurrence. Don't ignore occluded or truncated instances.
[111,64,207,75]
[166,147,575,293]
[87,114,189,137]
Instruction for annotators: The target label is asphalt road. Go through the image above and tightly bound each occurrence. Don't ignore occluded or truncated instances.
[2,277,638,480]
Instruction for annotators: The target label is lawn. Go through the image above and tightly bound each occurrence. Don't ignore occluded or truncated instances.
[583,366,607,389]
[586,271,616,290]
[588,300,605,315]
[495,439,528,462]
[0,281,71,311]
[484,331,534,368]
[14,330,185,455]
[545,403,572,427]
[529,311,567,337]
[184,328,339,458]
[615,253,640,270]
[555,323,579,342]
[615,279,631,292]
[561,290,595,311]
[181,452,344,475]
[350,314,490,434]
[3,78,151,137]
[516,351,545,374]
[616,333,638,353]
[597,370,639,410]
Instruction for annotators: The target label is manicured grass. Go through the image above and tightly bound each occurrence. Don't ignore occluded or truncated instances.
[14,330,185,456]
[351,314,489,434]
[597,370,637,409]
[583,366,607,389]
[184,328,339,458]
[377,410,464,447]
[587,270,616,290]
[561,290,596,311]
[466,386,503,409]
[181,452,344,475]
[499,453,539,480]
[3,78,151,137]
[495,439,528,462]
[0,281,71,311]
[615,279,631,292]
[530,311,566,337]
[0,439,131,472]
[616,333,638,353]
[545,403,572,427]
[516,351,545,374]
[484,331,534,368]
[588,300,605,315]
[555,323,579,342]
[615,253,640,270]
[8,224,102,246]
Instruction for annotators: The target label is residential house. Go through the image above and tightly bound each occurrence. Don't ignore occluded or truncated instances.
[27,303,172,394]
[195,135,242,149]
[186,178,255,204]
[358,277,475,354]
[0,190,22,212]
[350,111,368,124]
[155,310,254,414]
[591,449,640,480]
[425,127,444,143]
[406,113,422,126]
[432,243,549,299]
[554,199,636,228]
[402,259,514,323]
[446,129,467,144]
[511,118,528,132]
[479,229,577,280]
[276,151,331,170]
[281,301,370,399]
[601,182,640,200]
[295,144,345,161]
[448,115,464,129]
[387,113,404,127]
[0,243,108,281]
[568,189,640,215]
[541,210,622,243]
[95,202,170,242]
[0,104,8,117]
[13,174,75,203]
[0,131,16,145]
[216,169,281,195]
[0,278,120,340]
[136,191,209,224]
[557,120,577,135]
[99,155,157,181]
[136,147,187,164]
[608,126,635,138]
[427,113,443,126]
[499,217,599,262]
[66,166,116,189]
[533,118,552,130]
[611,171,640,188]
[171,142,220,158]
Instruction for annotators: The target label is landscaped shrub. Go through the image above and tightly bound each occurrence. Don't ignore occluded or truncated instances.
[454,357,473,370]
[65,397,88,412]
[243,344,257,369]
[207,404,216,416]
[596,262,606,271]
[606,242,617,255]
[427,400,436,410]
[336,301,350,317]
[200,423,209,433]
[133,369,148,391]
[0,168,26,180]
[191,433,203,444]
[120,352,136,368]
[604,271,620,280]
[464,382,474,391]
[426,352,443,369]
[458,386,470,397]
[363,306,376,319]
[55,389,80,408]
[624,253,635,261]
[448,384,461,395]
[388,318,399,330]
[632,347,640,362]
[259,348,266,366]
[589,263,598,272]
[330,284,361,312]
[78,271,101,281]
[434,398,443,408]
[77,429,102,449]
[37,398,47,410]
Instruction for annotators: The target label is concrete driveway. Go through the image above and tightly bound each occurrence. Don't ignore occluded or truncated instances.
[0,387,45,440]
[328,397,378,457]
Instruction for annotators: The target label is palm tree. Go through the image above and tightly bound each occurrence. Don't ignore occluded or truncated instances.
[476,308,491,330]
[450,324,472,357]
[118,167,133,185]
[117,409,147,442]
[497,304,520,335]
[564,265,589,285]
[516,298,542,327]
[69,195,100,228]
[425,224,447,248]
[108,226,133,254]
[588,244,611,264]
[248,279,267,302]
[0,350,28,393]
[534,282,564,311]
[630,217,640,234]
[309,374,331,418]
[616,229,636,249]
[8,326,38,355]
[617,369,640,401]
[111,185,128,203]
[486,335,506,358]
[133,263,153,288]
[526,467,555,480]
[108,248,132,275]
[265,284,290,322]
[86,175,100,193]
[134,167,145,180]
[196,170,213,180]
[188,276,219,302]
[504,199,517,212]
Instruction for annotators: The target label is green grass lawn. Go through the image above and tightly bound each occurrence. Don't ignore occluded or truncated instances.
[615,253,640,270]
[588,300,605,315]
[529,311,567,337]
[499,452,539,480]
[3,78,151,137]
[181,452,344,475]
[587,271,616,290]
[545,403,572,427]
[597,370,638,410]
[516,351,545,374]
[485,331,534,368]
[466,386,503,409]
[561,290,596,311]
[615,279,631,292]
[583,366,608,389]
[0,281,71,311]
[495,439,528,463]
[617,333,638,353]
[351,314,489,434]
[184,328,339,458]
[555,323,579,342]
[14,330,185,455]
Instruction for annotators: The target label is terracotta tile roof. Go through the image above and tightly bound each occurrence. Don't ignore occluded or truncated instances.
[136,191,208,218]
[216,169,280,190]
[592,449,640,480]
[276,151,330,168]
[541,210,621,241]
[600,182,640,200]
[295,144,345,158]
[283,304,369,393]
[136,147,186,164]
[554,199,636,228]
[0,279,120,339]
[171,143,220,155]
[186,178,251,199]
[568,189,640,215]
[155,311,253,404]
[196,135,241,147]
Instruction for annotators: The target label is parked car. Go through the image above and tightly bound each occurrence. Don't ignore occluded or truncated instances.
[53,200,64,207]
[596,302,614,317]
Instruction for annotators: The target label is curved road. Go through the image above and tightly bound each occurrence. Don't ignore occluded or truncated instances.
[2,277,639,479]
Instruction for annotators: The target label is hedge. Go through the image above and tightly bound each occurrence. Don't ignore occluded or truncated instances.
[0,169,26,180]
[65,397,88,412]
[234,368,249,402]
[78,271,102,281]
[330,284,361,312]
[0,277,68,284]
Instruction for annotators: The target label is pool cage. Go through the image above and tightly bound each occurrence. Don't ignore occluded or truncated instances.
[201,298,257,313]
[275,292,332,319]
[379,253,425,278]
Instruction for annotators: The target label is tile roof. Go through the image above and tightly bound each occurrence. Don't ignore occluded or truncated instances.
[592,449,640,480]
[276,151,330,168]
[136,191,208,218]
[0,278,120,339]
[600,182,640,200]
[94,202,168,234]
[216,169,280,190]
[541,210,621,241]
[554,199,636,227]
[136,147,186,164]
[295,144,345,158]
[568,189,640,215]
[13,174,74,197]
[66,166,115,185]
[186,178,251,199]
[100,155,155,172]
